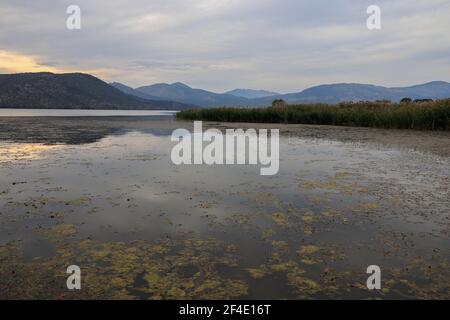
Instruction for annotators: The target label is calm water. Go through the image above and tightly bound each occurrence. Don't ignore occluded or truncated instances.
[0,109,177,117]
[0,117,449,299]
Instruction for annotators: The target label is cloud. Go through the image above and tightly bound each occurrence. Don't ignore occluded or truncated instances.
[0,50,61,73]
[0,0,449,92]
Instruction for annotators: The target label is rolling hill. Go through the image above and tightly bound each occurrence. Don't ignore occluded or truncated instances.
[109,82,168,101]
[2,72,449,109]
[0,73,192,110]
[126,81,450,107]
[253,82,450,105]
[135,82,251,107]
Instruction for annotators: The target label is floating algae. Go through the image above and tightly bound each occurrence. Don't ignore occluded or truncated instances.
[1,119,450,299]
[37,224,78,241]
[0,234,249,300]
[271,212,288,227]
[298,245,321,255]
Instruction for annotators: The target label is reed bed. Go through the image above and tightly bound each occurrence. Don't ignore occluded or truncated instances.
[176,99,450,130]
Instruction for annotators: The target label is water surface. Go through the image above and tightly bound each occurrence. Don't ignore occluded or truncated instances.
[0,117,449,299]
[0,109,177,117]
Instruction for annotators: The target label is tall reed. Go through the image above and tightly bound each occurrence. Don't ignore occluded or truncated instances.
[176,99,450,130]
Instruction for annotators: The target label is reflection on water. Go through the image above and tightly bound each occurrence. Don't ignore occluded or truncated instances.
[0,143,62,162]
[0,118,449,299]
[0,109,177,117]
[0,116,177,144]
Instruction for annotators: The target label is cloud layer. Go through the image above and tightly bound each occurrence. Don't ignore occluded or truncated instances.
[1,0,449,92]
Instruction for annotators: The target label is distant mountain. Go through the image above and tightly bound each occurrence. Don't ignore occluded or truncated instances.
[136,82,251,107]
[109,82,168,101]
[0,73,191,110]
[225,89,279,99]
[253,81,450,105]
[270,83,395,104]
[130,81,450,107]
[11,74,447,110]
[391,81,450,99]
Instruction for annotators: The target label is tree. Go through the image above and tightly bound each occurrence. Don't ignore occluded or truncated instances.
[272,99,287,108]
[400,97,412,104]
[413,99,433,103]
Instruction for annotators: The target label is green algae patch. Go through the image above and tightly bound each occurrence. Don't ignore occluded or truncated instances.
[246,267,270,279]
[37,224,78,241]
[272,212,287,226]
[300,258,319,266]
[298,245,321,255]
[299,177,369,195]
[244,239,325,298]
[301,214,315,223]
[322,209,339,218]
[0,235,250,300]
[287,271,320,298]
[136,237,248,299]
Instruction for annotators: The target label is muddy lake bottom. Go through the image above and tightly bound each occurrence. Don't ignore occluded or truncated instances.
[0,116,449,299]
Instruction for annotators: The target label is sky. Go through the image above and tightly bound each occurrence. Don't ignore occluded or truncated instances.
[1,0,450,93]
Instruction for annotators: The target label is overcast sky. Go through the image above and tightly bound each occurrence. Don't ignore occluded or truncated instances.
[1,0,449,92]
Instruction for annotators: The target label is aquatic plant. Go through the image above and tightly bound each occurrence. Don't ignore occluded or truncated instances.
[176,99,450,130]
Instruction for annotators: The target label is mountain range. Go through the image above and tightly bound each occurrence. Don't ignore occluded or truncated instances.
[135,82,251,107]
[1,72,449,110]
[113,80,450,107]
[0,73,193,110]
[255,81,450,105]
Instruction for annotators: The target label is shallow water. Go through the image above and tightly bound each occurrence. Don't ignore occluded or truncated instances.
[0,116,449,299]
[0,109,177,117]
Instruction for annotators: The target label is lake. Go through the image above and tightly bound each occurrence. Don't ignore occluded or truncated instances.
[0,109,178,117]
[0,116,449,299]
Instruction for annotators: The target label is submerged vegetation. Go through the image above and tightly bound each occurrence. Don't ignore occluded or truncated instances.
[176,99,450,130]
[1,119,450,299]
